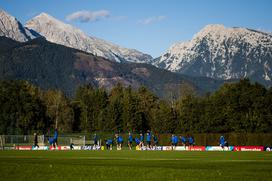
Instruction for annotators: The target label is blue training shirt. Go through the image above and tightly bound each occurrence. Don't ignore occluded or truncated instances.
[49,137,54,145]
[129,135,133,142]
[174,136,179,144]
[146,134,151,142]
[153,136,158,143]
[188,137,194,144]
[181,137,186,143]
[118,136,123,143]
[135,138,140,145]
[220,136,225,146]
[140,135,144,142]
[171,136,175,143]
[54,130,58,139]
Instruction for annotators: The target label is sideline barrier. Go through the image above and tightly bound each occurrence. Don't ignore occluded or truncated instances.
[175,146,186,151]
[2,146,15,150]
[171,146,206,151]
[81,145,101,150]
[10,145,271,151]
[233,146,264,151]
[206,146,234,151]
[32,146,49,150]
[189,146,206,151]
[60,146,70,150]
[162,146,172,151]
[2,134,272,149]
[73,146,82,150]
[50,146,61,150]
[16,146,32,150]
[140,146,162,151]
[265,147,272,151]
[35,145,82,150]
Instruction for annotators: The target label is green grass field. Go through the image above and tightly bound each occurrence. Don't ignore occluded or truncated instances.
[0,150,271,180]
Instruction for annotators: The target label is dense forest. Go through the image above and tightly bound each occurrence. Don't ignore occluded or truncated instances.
[0,79,271,135]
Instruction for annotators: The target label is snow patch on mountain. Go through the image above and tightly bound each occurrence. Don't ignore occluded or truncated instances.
[0,9,39,42]
[154,24,272,83]
[25,13,153,63]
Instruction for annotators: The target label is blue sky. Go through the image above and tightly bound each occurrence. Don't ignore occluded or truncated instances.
[1,0,272,57]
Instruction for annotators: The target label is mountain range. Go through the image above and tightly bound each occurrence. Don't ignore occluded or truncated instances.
[25,12,153,64]
[0,36,224,97]
[154,24,272,86]
[1,9,271,97]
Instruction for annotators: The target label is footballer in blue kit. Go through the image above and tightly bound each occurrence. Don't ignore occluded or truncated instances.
[171,134,178,150]
[146,132,151,149]
[188,136,194,146]
[153,134,158,148]
[180,136,187,146]
[53,128,58,147]
[106,138,113,150]
[139,133,144,147]
[93,133,98,147]
[48,137,56,148]
[219,135,227,149]
[134,137,140,146]
[128,132,133,150]
[116,134,123,150]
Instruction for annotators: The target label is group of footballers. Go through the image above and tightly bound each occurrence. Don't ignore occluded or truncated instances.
[104,131,159,150]
[38,129,227,151]
[103,133,228,150]
[103,132,196,151]
[171,134,195,150]
[32,128,59,148]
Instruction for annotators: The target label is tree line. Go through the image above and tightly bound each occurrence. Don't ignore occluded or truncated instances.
[0,79,271,135]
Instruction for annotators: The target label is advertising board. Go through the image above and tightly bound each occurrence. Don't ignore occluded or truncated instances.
[81,145,101,150]
[32,146,49,150]
[16,146,32,150]
[175,146,186,151]
[140,146,163,151]
[162,146,173,151]
[50,146,61,150]
[206,146,234,151]
[188,146,205,151]
[233,146,264,151]
[265,147,272,151]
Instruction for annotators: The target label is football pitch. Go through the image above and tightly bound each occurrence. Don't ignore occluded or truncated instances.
[0,151,271,180]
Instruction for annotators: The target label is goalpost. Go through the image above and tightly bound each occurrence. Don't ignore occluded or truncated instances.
[0,135,4,150]
[69,136,86,146]
[0,135,90,148]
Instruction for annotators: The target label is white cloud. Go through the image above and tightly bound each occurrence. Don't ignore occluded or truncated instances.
[139,16,166,25]
[66,10,110,23]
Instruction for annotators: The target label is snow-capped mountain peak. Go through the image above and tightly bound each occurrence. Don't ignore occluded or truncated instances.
[0,9,38,42]
[154,24,272,84]
[26,13,153,63]
[193,24,271,47]
[27,12,86,35]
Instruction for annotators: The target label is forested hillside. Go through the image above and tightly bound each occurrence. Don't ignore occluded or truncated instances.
[0,36,224,98]
[0,79,271,134]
